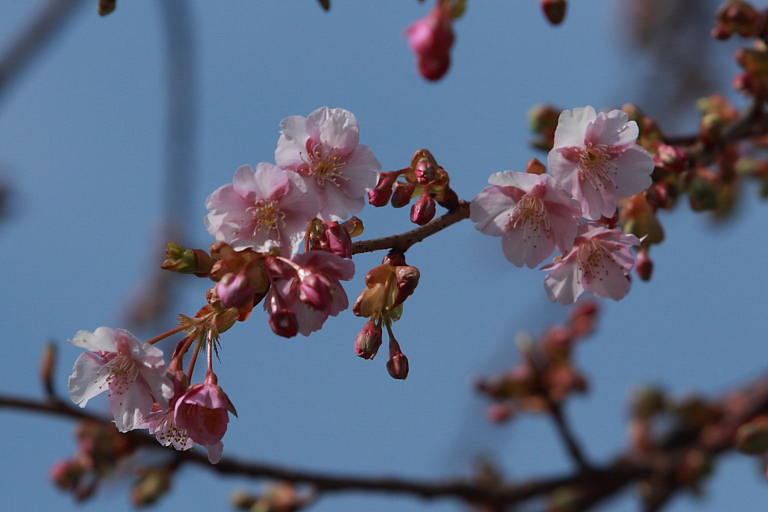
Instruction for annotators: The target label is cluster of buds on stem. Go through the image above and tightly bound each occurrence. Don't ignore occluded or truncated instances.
[712,0,764,40]
[368,149,459,225]
[231,482,315,512]
[50,420,137,502]
[353,252,420,379]
[734,43,768,98]
[475,301,599,422]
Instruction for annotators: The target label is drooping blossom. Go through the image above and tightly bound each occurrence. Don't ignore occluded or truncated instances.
[471,171,581,268]
[174,374,235,464]
[542,223,640,305]
[264,250,355,336]
[405,2,455,81]
[68,327,173,432]
[205,163,318,256]
[140,372,195,453]
[275,107,381,221]
[547,106,655,220]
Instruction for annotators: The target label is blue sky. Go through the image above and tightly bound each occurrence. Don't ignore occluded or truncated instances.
[2,1,768,511]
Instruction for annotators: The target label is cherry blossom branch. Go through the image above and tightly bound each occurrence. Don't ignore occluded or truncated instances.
[0,0,86,101]
[667,98,768,162]
[0,392,643,507]
[5,370,768,510]
[351,200,471,255]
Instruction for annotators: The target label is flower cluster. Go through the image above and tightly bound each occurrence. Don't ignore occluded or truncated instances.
[69,107,381,461]
[68,328,235,463]
[471,106,654,304]
[207,106,380,256]
[475,300,599,422]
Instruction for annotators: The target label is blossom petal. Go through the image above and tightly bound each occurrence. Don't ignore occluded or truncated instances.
[308,107,360,150]
[543,255,584,305]
[586,110,638,148]
[553,106,596,148]
[69,353,109,407]
[205,441,224,464]
[70,327,118,352]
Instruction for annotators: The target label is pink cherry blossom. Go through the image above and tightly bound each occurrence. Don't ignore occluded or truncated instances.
[264,250,355,336]
[471,171,582,268]
[140,373,195,452]
[275,107,381,221]
[68,327,173,432]
[542,223,640,305]
[547,106,655,220]
[174,375,235,464]
[205,163,318,257]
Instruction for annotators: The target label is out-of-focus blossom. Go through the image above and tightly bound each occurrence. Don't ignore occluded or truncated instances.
[542,223,640,304]
[548,106,654,220]
[68,327,173,432]
[205,163,317,257]
[471,171,581,268]
[405,2,455,81]
[276,107,380,221]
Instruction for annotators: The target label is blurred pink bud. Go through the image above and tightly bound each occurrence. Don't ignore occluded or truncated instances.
[355,320,383,359]
[368,172,396,207]
[387,352,410,380]
[50,459,84,490]
[405,3,455,81]
[487,403,515,423]
[654,144,687,172]
[644,183,670,209]
[636,248,653,281]
[410,193,436,225]
[216,272,255,309]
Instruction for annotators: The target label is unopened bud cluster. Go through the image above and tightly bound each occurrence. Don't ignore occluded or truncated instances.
[353,252,420,379]
[368,148,459,225]
[474,301,599,422]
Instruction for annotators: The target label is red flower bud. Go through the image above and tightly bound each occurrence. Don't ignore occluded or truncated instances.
[414,158,437,184]
[355,320,383,359]
[269,310,299,338]
[298,269,332,311]
[216,272,255,309]
[387,352,409,380]
[391,181,416,208]
[410,193,436,225]
[368,173,396,207]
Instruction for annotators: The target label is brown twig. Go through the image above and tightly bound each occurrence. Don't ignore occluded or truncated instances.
[549,401,593,473]
[351,200,471,255]
[0,392,644,507]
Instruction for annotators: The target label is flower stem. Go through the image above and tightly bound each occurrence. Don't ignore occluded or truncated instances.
[146,325,187,345]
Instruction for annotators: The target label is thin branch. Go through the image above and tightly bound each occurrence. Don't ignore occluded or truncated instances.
[0,392,646,507]
[0,0,87,102]
[549,402,592,472]
[352,200,471,255]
